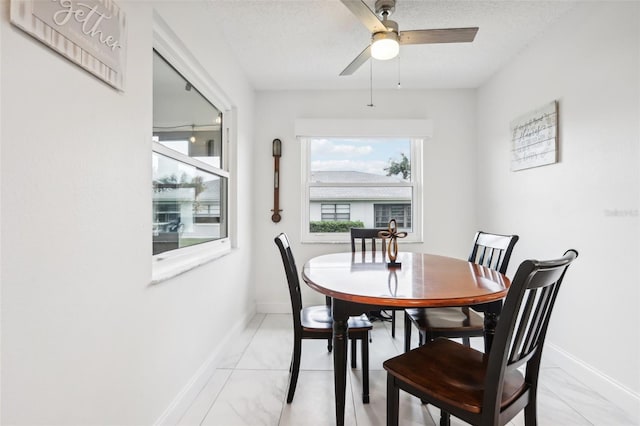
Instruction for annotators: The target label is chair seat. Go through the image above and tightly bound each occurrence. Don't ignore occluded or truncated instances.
[301,305,372,332]
[405,307,484,333]
[384,338,526,414]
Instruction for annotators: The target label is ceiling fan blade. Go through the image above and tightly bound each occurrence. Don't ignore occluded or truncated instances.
[340,0,387,33]
[399,27,479,45]
[339,45,372,76]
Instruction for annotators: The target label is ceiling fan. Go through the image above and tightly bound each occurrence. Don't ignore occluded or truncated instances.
[339,0,479,76]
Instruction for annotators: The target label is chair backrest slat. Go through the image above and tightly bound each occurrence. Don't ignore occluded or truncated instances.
[468,231,519,274]
[522,286,554,355]
[350,228,387,254]
[508,290,537,363]
[489,248,504,271]
[477,246,486,266]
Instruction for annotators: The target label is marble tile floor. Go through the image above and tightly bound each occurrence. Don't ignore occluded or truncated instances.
[177,313,637,426]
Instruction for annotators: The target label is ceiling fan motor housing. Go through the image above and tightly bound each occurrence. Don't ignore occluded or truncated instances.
[379,19,398,33]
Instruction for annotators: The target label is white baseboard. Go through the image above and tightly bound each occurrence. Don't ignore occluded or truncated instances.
[153,308,257,426]
[545,342,640,421]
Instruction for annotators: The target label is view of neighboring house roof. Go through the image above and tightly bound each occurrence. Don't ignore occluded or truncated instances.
[153,179,221,202]
[198,179,221,202]
[311,171,406,184]
[309,171,410,201]
[153,187,194,202]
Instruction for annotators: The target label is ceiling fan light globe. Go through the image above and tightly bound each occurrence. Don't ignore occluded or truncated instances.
[371,33,399,60]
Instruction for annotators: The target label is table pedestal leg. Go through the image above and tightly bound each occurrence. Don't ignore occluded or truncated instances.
[483,300,502,352]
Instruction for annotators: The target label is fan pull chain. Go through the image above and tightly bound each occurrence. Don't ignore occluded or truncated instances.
[397,54,401,89]
[367,58,375,107]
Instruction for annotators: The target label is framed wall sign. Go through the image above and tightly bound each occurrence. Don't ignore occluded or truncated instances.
[10,0,127,91]
[510,101,558,171]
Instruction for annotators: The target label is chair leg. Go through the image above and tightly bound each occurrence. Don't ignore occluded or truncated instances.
[286,338,302,403]
[351,338,357,368]
[524,404,537,426]
[391,310,396,338]
[439,411,450,426]
[404,312,412,352]
[386,374,399,426]
[462,336,471,347]
[362,336,369,404]
[524,390,538,426]
[326,297,333,353]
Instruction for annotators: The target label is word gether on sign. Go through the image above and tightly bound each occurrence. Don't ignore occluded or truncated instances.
[52,0,122,51]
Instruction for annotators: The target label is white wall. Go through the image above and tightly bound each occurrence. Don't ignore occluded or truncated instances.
[3,0,637,423]
[252,89,477,312]
[0,2,255,424]
[476,2,639,417]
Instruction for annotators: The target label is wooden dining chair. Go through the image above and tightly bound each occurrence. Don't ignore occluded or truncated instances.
[350,227,401,338]
[385,249,578,426]
[404,231,519,352]
[274,233,373,403]
[351,227,387,254]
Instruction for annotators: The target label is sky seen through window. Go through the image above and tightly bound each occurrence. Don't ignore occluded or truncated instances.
[310,138,411,178]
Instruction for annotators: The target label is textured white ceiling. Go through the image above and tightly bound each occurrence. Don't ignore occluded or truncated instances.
[207,0,578,90]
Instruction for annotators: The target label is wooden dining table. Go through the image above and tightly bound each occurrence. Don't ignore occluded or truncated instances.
[301,250,511,426]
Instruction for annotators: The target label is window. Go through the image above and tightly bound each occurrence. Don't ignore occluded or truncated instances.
[374,204,412,228]
[299,121,425,243]
[152,148,227,254]
[321,204,350,221]
[152,47,232,281]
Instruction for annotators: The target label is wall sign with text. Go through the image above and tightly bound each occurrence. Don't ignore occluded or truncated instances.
[10,0,127,91]
[510,101,558,171]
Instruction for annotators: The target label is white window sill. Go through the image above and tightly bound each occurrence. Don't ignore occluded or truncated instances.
[151,238,231,284]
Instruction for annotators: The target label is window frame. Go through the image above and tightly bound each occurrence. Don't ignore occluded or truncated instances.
[152,141,229,253]
[374,203,412,228]
[151,15,236,283]
[321,203,351,221]
[297,119,429,244]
